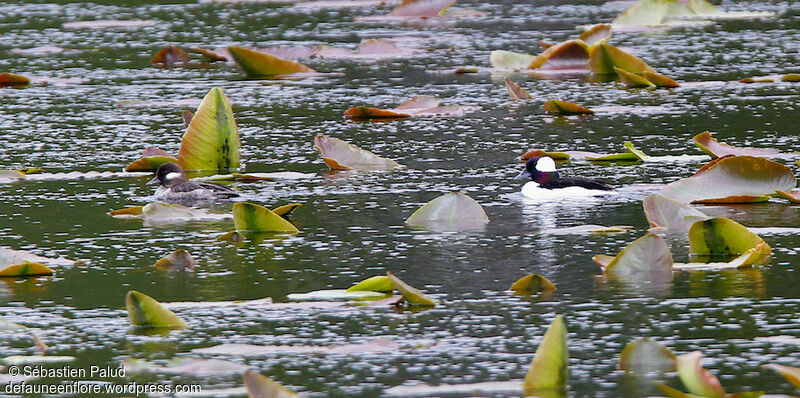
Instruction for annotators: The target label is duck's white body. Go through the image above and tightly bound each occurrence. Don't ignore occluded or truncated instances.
[521,181,616,200]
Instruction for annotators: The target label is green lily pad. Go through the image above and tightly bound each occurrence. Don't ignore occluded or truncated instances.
[642,71,680,88]
[593,234,673,280]
[615,66,654,87]
[0,262,53,277]
[346,275,394,292]
[313,135,400,170]
[688,217,770,256]
[272,203,302,217]
[619,337,676,373]
[243,369,300,398]
[523,315,568,391]
[509,274,556,294]
[673,242,768,271]
[233,202,299,233]
[589,43,655,75]
[287,289,387,301]
[489,50,536,70]
[676,351,726,398]
[543,99,594,115]
[643,194,709,233]
[386,271,438,307]
[405,192,489,230]
[228,46,315,77]
[176,87,241,171]
[125,290,188,329]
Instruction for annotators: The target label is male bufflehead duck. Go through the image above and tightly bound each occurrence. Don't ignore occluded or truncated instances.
[514,156,614,199]
[147,162,239,202]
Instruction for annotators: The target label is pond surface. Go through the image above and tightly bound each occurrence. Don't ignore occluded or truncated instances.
[1,0,799,396]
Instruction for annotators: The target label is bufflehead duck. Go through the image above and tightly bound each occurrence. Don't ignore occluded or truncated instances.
[147,162,239,202]
[514,156,614,199]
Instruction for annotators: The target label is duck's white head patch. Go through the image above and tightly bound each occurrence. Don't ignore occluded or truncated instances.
[535,157,556,172]
[165,172,182,182]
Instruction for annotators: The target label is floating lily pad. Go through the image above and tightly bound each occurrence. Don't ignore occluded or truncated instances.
[287,289,387,301]
[125,290,188,329]
[228,46,316,77]
[523,315,568,392]
[505,78,532,100]
[594,234,673,280]
[244,370,300,398]
[692,131,781,158]
[347,275,394,292]
[643,194,709,233]
[619,337,676,373]
[688,217,769,256]
[123,357,247,376]
[615,66,654,87]
[313,135,400,170]
[673,242,767,271]
[543,99,594,115]
[388,0,456,17]
[141,202,231,222]
[776,190,800,203]
[0,247,77,267]
[0,73,31,86]
[642,71,680,88]
[675,351,726,398]
[151,45,189,67]
[177,87,241,171]
[344,96,478,120]
[233,202,299,233]
[589,43,655,75]
[405,192,489,230]
[154,249,196,271]
[509,274,556,294]
[0,262,54,277]
[762,364,800,388]
[188,47,228,62]
[489,50,536,70]
[2,355,76,365]
[195,337,399,356]
[528,39,590,70]
[541,225,629,234]
[386,271,437,307]
[520,149,571,161]
[660,155,796,203]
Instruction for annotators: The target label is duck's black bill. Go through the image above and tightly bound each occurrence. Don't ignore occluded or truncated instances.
[514,169,531,180]
[145,176,160,186]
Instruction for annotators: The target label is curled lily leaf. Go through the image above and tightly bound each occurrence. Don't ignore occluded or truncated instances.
[509,274,556,294]
[151,45,189,67]
[642,194,709,233]
[762,364,800,388]
[347,275,394,292]
[405,192,489,230]
[543,99,593,115]
[233,202,299,233]
[688,217,770,256]
[505,78,532,100]
[590,43,655,75]
[692,131,780,158]
[593,234,673,281]
[386,271,437,307]
[125,290,188,329]
[675,351,725,398]
[228,46,315,77]
[523,315,568,391]
[177,87,241,171]
[314,135,400,170]
[243,369,300,397]
[154,249,196,271]
[619,337,676,373]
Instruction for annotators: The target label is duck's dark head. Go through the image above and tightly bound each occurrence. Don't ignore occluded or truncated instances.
[514,156,559,184]
[147,162,186,187]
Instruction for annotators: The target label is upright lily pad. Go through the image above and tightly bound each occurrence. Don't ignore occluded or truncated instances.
[386,271,437,307]
[692,131,780,158]
[347,275,394,292]
[228,46,315,77]
[505,78,532,100]
[643,194,709,233]
[154,249,196,271]
[272,203,301,217]
[642,71,680,88]
[594,234,673,281]
[528,39,590,70]
[612,0,669,26]
[313,135,400,171]
[124,155,177,172]
[509,274,556,294]
[590,43,655,75]
[762,364,800,388]
[151,45,189,67]
[243,370,300,398]
[405,192,489,229]
[615,66,655,87]
[489,50,536,70]
[619,337,676,373]
[675,351,726,398]
[577,24,612,47]
[125,290,188,329]
[177,87,241,171]
[523,315,568,392]
[688,217,769,256]
[543,100,594,115]
[660,156,796,203]
[233,202,298,233]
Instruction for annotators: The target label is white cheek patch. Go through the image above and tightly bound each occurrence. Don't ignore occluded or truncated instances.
[165,172,182,181]
[535,157,557,172]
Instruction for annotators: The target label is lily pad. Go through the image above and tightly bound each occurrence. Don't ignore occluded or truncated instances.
[541,225,629,234]
[125,290,188,329]
[272,203,302,217]
[0,73,31,85]
[346,275,394,292]
[642,194,709,233]
[188,47,228,62]
[688,217,770,256]
[523,315,568,392]
[233,202,299,233]
[660,155,796,203]
[244,370,300,398]
[151,45,189,67]
[509,274,556,294]
[228,46,316,77]
[641,71,680,88]
[124,155,177,172]
[389,0,456,17]
[0,262,54,277]
[386,271,438,307]
[154,249,196,271]
[593,234,673,280]
[676,351,726,398]
[589,43,655,75]
[287,289,387,301]
[520,149,571,161]
[177,87,241,171]
[528,39,591,70]
[141,202,231,222]
[489,50,536,70]
[692,131,781,158]
[776,189,800,203]
[313,135,400,171]
[344,96,478,120]
[0,247,77,267]
[543,99,594,115]
[762,364,800,388]
[673,242,768,271]
[404,192,489,230]
[505,78,532,100]
[577,24,612,47]
[123,357,246,376]
[2,356,76,365]
[615,66,654,87]
[619,337,676,373]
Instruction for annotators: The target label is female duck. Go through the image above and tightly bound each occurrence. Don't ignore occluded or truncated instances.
[514,156,614,199]
[147,162,239,202]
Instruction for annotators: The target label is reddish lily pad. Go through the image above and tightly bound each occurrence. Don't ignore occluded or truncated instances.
[692,131,781,158]
[643,194,709,233]
[619,337,676,373]
[228,46,316,77]
[151,45,190,67]
[528,39,590,70]
[344,96,478,120]
[108,206,144,218]
[523,315,568,392]
[578,24,612,47]
[177,87,241,171]
[0,73,31,86]
[314,135,400,170]
[187,47,228,62]
[519,149,571,161]
[505,78,532,100]
[543,100,594,115]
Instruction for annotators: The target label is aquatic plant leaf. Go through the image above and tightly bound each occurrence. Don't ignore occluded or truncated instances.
[509,274,556,294]
[594,234,673,279]
[523,315,568,391]
[589,43,655,75]
[782,74,800,82]
[151,45,189,67]
[154,249,196,271]
[142,203,230,222]
[0,73,31,85]
[543,100,593,115]
[673,242,767,271]
[692,131,780,158]
[344,96,477,120]
[578,24,612,47]
[615,66,654,87]
[660,156,796,203]
[386,271,437,307]
[346,275,394,292]
[390,0,457,17]
[686,0,718,15]
[529,40,590,70]
[177,87,241,171]
[272,203,301,217]
[384,381,524,397]
[2,355,76,365]
[612,0,668,26]
[688,217,769,256]
[0,262,53,277]
[0,317,26,330]
[676,351,726,398]
[228,46,315,77]
[63,20,157,29]
[405,192,489,228]
[243,370,300,398]
[541,225,629,234]
[654,382,705,398]
[0,247,76,267]
[143,146,175,158]
[188,47,228,62]
[762,364,800,388]
[313,135,400,170]
[0,170,26,183]
[586,152,639,161]
[520,149,571,161]
[123,357,246,376]
[125,290,188,329]
[619,337,676,373]
[124,155,177,172]
[505,78,532,100]
[233,202,299,233]
[489,50,536,70]
[776,190,800,203]
[642,71,680,87]
[642,194,709,233]
[287,289,387,301]
[389,96,438,108]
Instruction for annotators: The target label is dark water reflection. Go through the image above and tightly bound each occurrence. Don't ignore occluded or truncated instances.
[1,0,800,396]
